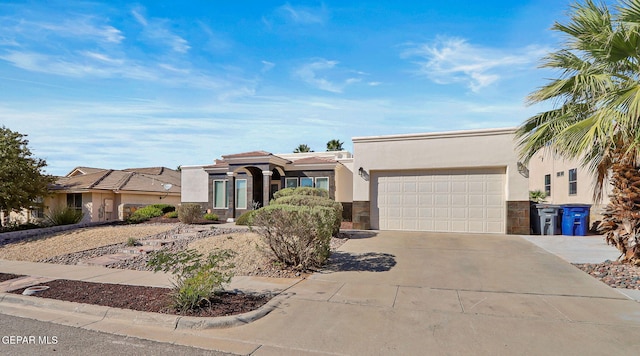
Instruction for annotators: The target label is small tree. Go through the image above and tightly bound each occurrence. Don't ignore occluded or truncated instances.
[326,139,344,151]
[293,144,313,153]
[0,127,54,226]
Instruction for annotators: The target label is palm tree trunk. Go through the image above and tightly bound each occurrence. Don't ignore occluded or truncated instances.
[599,155,640,265]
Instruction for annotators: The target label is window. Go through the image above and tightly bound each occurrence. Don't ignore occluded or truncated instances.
[235,179,247,209]
[315,177,329,191]
[67,193,82,211]
[213,180,227,208]
[300,177,313,187]
[285,178,298,188]
[544,174,551,197]
[568,168,577,195]
[30,197,44,219]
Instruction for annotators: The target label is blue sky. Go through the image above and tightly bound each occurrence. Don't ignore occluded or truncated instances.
[0,0,610,175]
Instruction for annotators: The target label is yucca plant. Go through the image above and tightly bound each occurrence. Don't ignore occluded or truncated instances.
[44,206,83,226]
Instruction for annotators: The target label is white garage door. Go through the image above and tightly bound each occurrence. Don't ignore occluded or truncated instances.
[372,168,505,233]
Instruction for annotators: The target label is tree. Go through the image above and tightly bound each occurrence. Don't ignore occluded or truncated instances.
[515,0,640,264]
[293,144,313,153]
[0,127,54,226]
[326,139,344,151]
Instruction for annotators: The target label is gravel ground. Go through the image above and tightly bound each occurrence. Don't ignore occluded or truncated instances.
[26,224,349,278]
[0,224,178,262]
[574,261,640,290]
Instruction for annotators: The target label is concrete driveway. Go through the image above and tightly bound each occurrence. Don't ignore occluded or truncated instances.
[206,231,640,355]
[2,231,639,355]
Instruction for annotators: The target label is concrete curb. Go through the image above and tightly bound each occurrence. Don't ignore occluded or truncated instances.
[0,291,294,329]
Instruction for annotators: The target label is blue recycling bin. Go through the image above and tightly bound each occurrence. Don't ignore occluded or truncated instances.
[561,204,591,236]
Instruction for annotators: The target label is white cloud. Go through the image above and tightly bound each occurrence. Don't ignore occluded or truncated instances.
[261,60,275,73]
[294,59,363,93]
[402,37,548,92]
[277,3,328,25]
[131,6,190,53]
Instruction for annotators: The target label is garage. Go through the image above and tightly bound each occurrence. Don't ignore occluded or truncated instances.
[371,168,506,233]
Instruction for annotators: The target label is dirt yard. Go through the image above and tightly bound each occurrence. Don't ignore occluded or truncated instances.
[0,224,177,262]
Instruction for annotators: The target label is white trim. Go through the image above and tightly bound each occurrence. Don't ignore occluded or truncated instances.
[300,177,314,187]
[213,180,227,208]
[285,177,298,188]
[235,179,248,209]
[353,127,516,143]
[315,177,329,190]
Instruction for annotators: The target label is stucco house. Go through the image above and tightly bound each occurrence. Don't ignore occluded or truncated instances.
[527,150,612,223]
[45,166,181,223]
[181,127,608,235]
[181,150,353,221]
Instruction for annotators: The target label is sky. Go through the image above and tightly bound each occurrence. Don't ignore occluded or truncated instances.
[0,0,615,176]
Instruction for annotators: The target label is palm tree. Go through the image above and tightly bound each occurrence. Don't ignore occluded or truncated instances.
[516,0,640,264]
[293,144,313,153]
[326,139,344,151]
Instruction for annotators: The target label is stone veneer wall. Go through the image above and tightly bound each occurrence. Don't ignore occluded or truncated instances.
[352,201,370,230]
[506,201,530,235]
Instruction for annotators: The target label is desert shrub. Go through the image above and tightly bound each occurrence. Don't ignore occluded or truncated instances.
[271,195,342,235]
[150,204,176,214]
[235,210,256,226]
[126,237,140,246]
[127,205,164,223]
[251,204,335,269]
[147,248,235,311]
[164,211,178,218]
[178,204,203,224]
[45,206,83,226]
[273,187,329,200]
[203,213,219,221]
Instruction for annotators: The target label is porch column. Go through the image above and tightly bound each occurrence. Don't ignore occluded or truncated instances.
[226,172,235,222]
[262,170,273,207]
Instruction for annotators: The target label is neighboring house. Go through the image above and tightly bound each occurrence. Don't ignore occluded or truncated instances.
[46,166,181,223]
[527,150,611,223]
[181,151,353,221]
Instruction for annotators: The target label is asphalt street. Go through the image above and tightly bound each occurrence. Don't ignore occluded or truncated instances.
[0,314,235,356]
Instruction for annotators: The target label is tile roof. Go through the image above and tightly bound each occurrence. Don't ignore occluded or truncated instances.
[51,167,180,193]
[222,151,272,159]
[290,156,337,164]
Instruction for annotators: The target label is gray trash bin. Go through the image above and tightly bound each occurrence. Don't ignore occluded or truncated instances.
[535,204,562,235]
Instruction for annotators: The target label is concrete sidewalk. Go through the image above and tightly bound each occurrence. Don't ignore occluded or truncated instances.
[521,234,640,302]
[2,231,640,355]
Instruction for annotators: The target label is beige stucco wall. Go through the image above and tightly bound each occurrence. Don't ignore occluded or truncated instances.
[181,165,210,203]
[335,160,354,203]
[527,150,610,216]
[352,128,529,202]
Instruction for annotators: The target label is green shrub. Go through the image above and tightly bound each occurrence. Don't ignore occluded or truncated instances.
[251,204,335,269]
[127,205,164,223]
[235,210,256,226]
[150,204,176,214]
[178,204,203,224]
[273,187,329,200]
[272,195,342,235]
[126,237,140,246]
[147,249,235,311]
[203,213,219,221]
[164,211,178,218]
[45,206,84,226]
